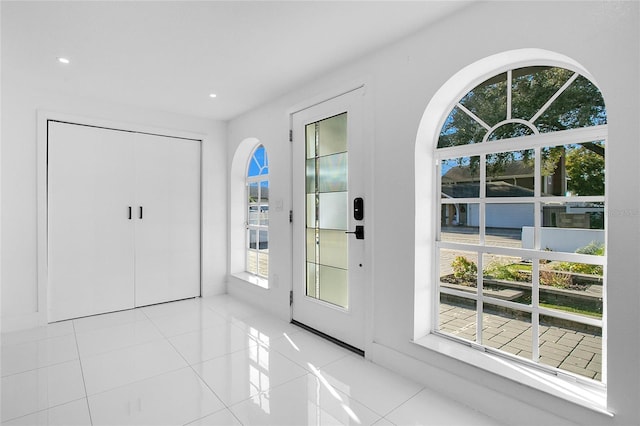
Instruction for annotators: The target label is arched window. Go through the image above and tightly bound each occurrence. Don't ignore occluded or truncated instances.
[246,145,269,279]
[434,66,606,382]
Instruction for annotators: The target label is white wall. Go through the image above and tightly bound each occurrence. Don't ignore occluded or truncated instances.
[227,2,639,425]
[1,81,228,330]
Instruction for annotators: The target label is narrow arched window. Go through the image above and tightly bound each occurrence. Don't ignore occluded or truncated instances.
[246,145,269,279]
[435,66,606,382]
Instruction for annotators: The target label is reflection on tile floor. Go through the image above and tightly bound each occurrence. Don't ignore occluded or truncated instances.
[1,295,503,425]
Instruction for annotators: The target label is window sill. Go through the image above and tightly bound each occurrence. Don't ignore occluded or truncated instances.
[231,272,269,289]
[412,333,611,417]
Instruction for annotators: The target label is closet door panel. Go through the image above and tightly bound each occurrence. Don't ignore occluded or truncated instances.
[133,134,201,307]
[48,122,136,322]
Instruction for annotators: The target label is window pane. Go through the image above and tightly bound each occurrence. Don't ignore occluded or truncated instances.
[439,249,478,295]
[259,205,269,226]
[539,259,603,319]
[483,303,532,361]
[318,265,348,309]
[318,153,348,193]
[306,228,317,263]
[438,106,486,148]
[539,315,602,381]
[247,250,257,275]
[511,67,574,122]
[535,75,606,133]
[306,262,317,298]
[306,194,317,227]
[318,113,347,157]
[441,156,480,198]
[485,203,533,248]
[319,229,348,270]
[248,205,259,225]
[259,181,269,203]
[249,229,257,249]
[306,159,316,193]
[306,123,316,159]
[540,142,605,197]
[459,72,507,128]
[318,192,348,230]
[486,149,534,197]
[441,203,479,244]
[258,230,268,250]
[258,253,269,278]
[248,182,259,202]
[531,202,605,253]
[439,293,477,342]
[482,254,531,308]
[248,145,268,177]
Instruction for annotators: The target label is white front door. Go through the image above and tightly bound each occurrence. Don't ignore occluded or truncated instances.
[291,88,367,351]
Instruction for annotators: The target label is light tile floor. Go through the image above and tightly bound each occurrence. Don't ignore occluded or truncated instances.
[1,295,504,425]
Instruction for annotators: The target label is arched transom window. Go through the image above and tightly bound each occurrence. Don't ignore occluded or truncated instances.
[435,66,607,382]
[246,145,269,279]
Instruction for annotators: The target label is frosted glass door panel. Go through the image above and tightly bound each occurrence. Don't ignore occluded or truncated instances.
[133,134,201,307]
[318,153,348,192]
[305,113,349,309]
[318,113,347,156]
[318,192,348,230]
[318,229,348,270]
[47,122,136,322]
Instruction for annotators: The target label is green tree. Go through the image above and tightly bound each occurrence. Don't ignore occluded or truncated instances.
[565,143,605,196]
[438,66,606,186]
[438,66,606,149]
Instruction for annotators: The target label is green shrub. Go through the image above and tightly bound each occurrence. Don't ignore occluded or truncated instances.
[540,269,573,288]
[484,261,527,281]
[451,256,477,281]
[575,240,605,256]
[553,241,604,276]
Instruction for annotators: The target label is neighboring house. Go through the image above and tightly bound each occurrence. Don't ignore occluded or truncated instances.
[441,160,603,235]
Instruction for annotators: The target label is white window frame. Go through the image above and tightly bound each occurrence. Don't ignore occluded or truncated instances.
[432,67,607,384]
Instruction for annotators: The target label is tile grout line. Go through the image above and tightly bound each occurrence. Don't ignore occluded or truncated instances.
[158,310,245,426]
[72,320,95,426]
[379,385,425,419]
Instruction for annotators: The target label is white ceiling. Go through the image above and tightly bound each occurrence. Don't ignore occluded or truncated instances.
[3,1,472,121]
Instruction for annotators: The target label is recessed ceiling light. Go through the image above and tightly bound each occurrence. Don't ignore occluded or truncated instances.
[57,57,70,64]
[209,93,217,98]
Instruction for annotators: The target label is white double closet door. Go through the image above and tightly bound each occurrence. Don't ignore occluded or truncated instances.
[47,121,201,322]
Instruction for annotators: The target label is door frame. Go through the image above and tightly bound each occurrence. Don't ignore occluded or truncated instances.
[36,110,205,325]
[287,81,374,354]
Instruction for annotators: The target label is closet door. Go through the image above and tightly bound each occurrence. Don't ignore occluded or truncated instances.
[48,122,136,322]
[133,134,201,307]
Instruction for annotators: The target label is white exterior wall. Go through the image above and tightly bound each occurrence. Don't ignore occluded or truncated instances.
[522,227,605,253]
[468,203,534,229]
[227,2,639,425]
